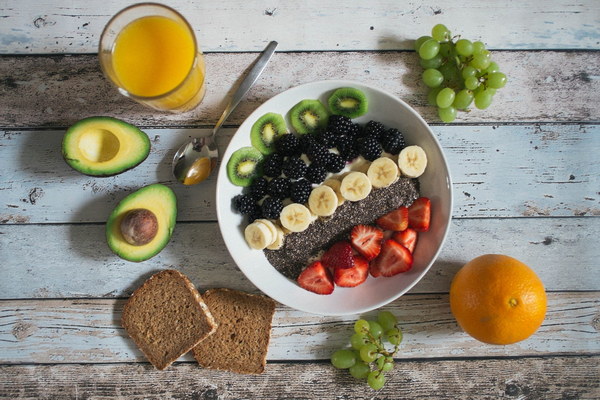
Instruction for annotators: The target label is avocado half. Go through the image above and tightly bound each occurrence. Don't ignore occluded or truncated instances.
[106,184,177,262]
[62,116,150,176]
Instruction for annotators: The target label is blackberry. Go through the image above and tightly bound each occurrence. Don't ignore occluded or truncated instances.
[306,142,329,166]
[233,194,257,215]
[267,177,291,199]
[317,129,338,149]
[282,157,307,179]
[261,196,284,220]
[348,123,363,138]
[248,177,268,200]
[363,120,386,140]
[340,146,360,162]
[334,134,354,153]
[305,163,327,184]
[327,115,353,135]
[325,152,345,173]
[298,134,318,155]
[247,205,263,223]
[358,136,383,161]
[290,178,312,204]
[262,153,283,178]
[276,133,301,156]
[381,128,406,155]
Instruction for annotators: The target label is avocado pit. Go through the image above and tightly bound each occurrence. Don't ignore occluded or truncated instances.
[120,208,158,246]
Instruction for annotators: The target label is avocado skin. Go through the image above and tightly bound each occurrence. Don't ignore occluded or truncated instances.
[62,116,151,176]
[106,184,177,262]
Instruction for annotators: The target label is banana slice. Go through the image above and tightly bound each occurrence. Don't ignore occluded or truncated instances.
[255,219,278,241]
[279,203,312,232]
[266,225,285,250]
[323,178,345,206]
[308,185,338,217]
[244,221,275,250]
[367,157,399,188]
[398,145,427,178]
[340,171,372,201]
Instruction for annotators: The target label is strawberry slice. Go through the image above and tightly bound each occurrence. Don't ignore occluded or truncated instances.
[297,261,334,295]
[392,228,418,253]
[334,255,369,287]
[350,225,383,261]
[321,241,355,270]
[376,206,409,231]
[370,239,413,277]
[408,197,431,232]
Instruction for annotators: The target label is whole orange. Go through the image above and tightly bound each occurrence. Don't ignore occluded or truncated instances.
[449,254,547,345]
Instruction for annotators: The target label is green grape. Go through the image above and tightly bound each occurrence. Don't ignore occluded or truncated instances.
[474,90,494,109]
[376,356,395,372]
[472,41,486,55]
[349,361,371,379]
[331,349,356,369]
[422,68,444,88]
[377,311,398,332]
[427,87,442,106]
[360,343,378,363]
[418,39,440,60]
[485,61,500,74]
[485,87,497,95]
[419,53,443,69]
[431,24,450,42]
[414,35,432,51]
[351,333,370,350]
[386,328,403,345]
[465,76,480,90]
[461,65,478,80]
[486,72,507,88]
[438,42,452,57]
[367,370,386,390]
[438,106,457,123]
[455,39,473,56]
[453,89,474,110]
[470,54,491,70]
[436,87,455,108]
[368,321,384,339]
[354,319,370,334]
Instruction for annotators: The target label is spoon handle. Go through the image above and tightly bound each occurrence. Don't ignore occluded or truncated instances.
[212,41,279,136]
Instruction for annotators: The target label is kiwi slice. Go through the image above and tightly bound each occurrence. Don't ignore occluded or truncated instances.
[227,146,264,187]
[328,87,368,118]
[250,112,288,155]
[289,99,329,134]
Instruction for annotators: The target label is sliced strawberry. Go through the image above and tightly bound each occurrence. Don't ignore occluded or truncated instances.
[334,255,369,287]
[350,225,383,261]
[370,239,413,277]
[392,228,418,253]
[408,197,431,232]
[376,206,409,231]
[321,241,355,270]
[297,261,334,295]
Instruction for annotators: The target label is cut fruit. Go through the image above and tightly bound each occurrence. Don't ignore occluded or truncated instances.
[376,206,409,231]
[226,147,264,187]
[289,99,329,134]
[350,225,383,261]
[370,239,413,277]
[392,228,418,253]
[323,178,345,206]
[328,87,368,118]
[408,197,431,232]
[308,185,338,217]
[398,145,427,178]
[297,261,335,295]
[250,112,288,155]
[334,255,369,287]
[279,203,312,232]
[340,172,372,202]
[244,221,275,250]
[367,157,399,188]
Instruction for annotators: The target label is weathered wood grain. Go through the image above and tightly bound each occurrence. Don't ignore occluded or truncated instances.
[1,0,599,54]
[1,357,599,399]
[0,124,597,224]
[0,293,597,364]
[0,218,597,298]
[0,51,599,128]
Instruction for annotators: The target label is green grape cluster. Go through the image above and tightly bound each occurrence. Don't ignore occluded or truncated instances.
[415,24,507,122]
[330,311,403,390]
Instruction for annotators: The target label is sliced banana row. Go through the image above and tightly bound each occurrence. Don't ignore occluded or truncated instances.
[340,171,372,201]
[244,218,285,250]
[367,157,399,188]
[398,145,427,178]
[323,178,345,206]
[279,203,312,233]
[308,185,338,216]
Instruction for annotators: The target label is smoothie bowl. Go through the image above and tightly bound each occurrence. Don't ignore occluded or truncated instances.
[216,80,452,316]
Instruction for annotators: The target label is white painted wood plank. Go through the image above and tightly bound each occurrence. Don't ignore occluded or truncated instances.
[1,1,598,54]
[0,293,597,364]
[1,52,599,128]
[0,124,597,224]
[0,218,597,299]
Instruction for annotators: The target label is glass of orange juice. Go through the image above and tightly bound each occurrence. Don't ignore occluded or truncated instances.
[99,3,206,112]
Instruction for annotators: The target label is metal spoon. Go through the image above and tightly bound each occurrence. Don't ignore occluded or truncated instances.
[172,40,279,185]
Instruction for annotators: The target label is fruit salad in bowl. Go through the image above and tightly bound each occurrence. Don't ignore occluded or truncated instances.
[216,80,452,315]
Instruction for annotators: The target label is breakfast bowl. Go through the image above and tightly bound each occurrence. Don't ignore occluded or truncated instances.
[216,80,452,316]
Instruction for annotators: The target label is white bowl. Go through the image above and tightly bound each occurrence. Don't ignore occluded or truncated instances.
[216,80,452,316]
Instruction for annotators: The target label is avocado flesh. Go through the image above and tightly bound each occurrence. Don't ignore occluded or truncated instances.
[106,184,177,262]
[62,116,150,176]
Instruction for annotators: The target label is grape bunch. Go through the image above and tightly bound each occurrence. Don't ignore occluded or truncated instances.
[415,24,507,122]
[330,311,402,390]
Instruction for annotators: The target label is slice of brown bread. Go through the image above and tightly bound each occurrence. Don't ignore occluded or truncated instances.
[192,288,276,374]
[121,269,217,370]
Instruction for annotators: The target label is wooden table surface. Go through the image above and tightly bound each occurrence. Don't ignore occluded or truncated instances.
[1,1,599,398]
